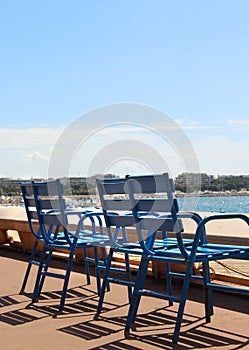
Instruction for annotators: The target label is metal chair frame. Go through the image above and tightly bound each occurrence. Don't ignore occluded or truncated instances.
[30,179,107,310]
[95,174,187,318]
[19,182,44,293]
[124,173,249,343]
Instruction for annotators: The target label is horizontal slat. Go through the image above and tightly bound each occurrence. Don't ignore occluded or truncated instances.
[128,174,170,194]
[139,217,183,232]
[29,211,38,220]
[97,179,126,195]
[39,199,62,210]
[104,198,174,213]
[33,181,62,196]
[136,199,173,212]
[108,214,135,227]
[25,198,36,207]
[104,199,133,211]
[40,214,65,226]
[20,183,33,196]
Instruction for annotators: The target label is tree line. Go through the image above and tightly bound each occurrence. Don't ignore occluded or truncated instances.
[174,173,249,193]
[1,173,249,197]
[0,174,118,197]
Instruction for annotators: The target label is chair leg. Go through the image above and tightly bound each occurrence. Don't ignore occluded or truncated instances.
[202,261,213,321]
[35,245,56,302]
[95,248,114,318]
[165,261,173,306]
[20,239,40,293]
[125,255,150,335]
[124,252,132,303]
[172,265,193,344]
[59,246,76,311]
[94,246,101,295]
[102,247,110,292]
[83,247,91,285]
[32,245,49,302]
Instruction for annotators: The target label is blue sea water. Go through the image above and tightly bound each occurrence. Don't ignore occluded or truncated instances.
[49,194,249,214]
[177,195,249,214]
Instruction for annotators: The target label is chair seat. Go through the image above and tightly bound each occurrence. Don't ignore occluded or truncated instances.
[150,243,249,261]
[193,244,249,261]
[154,238,193,249]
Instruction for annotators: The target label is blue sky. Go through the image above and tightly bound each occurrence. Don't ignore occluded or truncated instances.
[1,0,249,178]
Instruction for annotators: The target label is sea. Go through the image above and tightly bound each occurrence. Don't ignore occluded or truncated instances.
[176,195,249,214]
[8,194,249,214]
[77,195,249,214]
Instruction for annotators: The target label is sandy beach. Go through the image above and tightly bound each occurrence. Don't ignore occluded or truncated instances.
[180,211,249,239]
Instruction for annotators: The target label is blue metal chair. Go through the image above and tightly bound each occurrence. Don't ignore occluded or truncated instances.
[19,181,96,295]
[95,176,147,318]
[94,174,188,318]
[19,182,44,293]
[31,179,107,310]
[124,173,249,343]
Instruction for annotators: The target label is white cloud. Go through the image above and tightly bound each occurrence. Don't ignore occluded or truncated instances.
[24,151,47,161]
[0,125,248,178]
[173,119,217,131]
[227,119,249,128]
[182,125,216,130]
[0,128,62,149]
[145,120,216,131]
[0,128,62,178]
[78,120,216,137]
[192,135,249,175]
[67,127,249,177]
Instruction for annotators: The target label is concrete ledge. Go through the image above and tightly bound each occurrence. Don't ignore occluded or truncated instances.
[0,214,249,285]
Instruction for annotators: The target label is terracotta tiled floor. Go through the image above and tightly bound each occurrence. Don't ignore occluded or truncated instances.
[0,248,249,350]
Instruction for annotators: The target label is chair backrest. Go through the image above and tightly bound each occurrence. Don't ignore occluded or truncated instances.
[96,176,135,227]
[32,179,70,244]
[96,173,183,250]
[126,173,184,253]
[96,177,135,246]
[127,173,179,224]
[20,182,42,239]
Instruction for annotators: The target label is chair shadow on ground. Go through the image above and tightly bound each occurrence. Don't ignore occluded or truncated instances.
[59,306,249,350]
[0,285,128,326]
[0,287,94,326]
[1,248,249,348]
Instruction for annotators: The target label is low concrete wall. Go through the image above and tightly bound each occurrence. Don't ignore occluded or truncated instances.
[0,218,106,263]
[0,207,248,284]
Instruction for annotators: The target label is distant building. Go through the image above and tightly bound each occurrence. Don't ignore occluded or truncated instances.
[174,173,213,192]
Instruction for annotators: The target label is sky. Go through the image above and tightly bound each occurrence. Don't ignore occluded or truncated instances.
[1,0,249,179]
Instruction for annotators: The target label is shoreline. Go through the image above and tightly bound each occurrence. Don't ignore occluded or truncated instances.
[175,191,249,197]
[1,191,249,207]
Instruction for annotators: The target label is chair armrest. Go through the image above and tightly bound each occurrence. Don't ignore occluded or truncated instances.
[194,213,249,245]
[198,213,249,226]
[74,212,104,238]
[178,211,202,225]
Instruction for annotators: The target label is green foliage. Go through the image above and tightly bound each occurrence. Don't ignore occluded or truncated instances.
[0,183,21,196]
[175,173,249,193]
[1,173,249,197]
